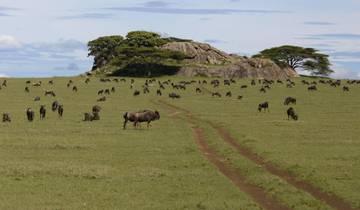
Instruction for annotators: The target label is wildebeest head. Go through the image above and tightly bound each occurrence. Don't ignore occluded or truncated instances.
[154,110,160,120]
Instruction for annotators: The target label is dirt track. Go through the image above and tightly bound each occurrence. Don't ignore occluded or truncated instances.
[156,99,359,210]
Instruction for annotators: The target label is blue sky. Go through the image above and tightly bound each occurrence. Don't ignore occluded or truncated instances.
[0,0,360,78]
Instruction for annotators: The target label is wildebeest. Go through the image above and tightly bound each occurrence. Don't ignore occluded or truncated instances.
[52,101,60,111]
[2,80,7,87]
[212,92,222,97]
[92,112,100,121]
[287,107,298,121]
[258,102,269,112]
[45,90,56,97]
[241,85,248,89]
[111,87,116,93]
[260,88,266,93]
[237,95,243,100]
[343,86,350,92]
[85,78,90,84]
[26,108,34,122]
[308,85,317,91]
[133,90,140,96]
[123,110,160,129]
[226,91,232,97]
[2,113,11,123]
[84,112,93,121]
[105,89,110,95]
[25,87,30,93]
[92,105,101,113]
[97,96,106,102]
[48,80,54,85]
[98,90,104,95]
[34,96,41,101]
[72,86,78,92]
[169,93,180,99]
[40,105,46,120]
[196,88,202,93]
[58,105,64,117]
[156,89,162,96]
[251,80,256,86]
[284,97,297,105]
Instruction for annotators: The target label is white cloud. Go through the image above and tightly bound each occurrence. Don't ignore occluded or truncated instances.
[0,35,21,49]
[0,73,9,78]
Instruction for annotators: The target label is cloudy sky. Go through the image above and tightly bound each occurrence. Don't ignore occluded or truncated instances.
[0,0,360,78]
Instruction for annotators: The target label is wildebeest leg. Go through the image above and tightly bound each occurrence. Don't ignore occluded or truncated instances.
[123,119,128,129]
[147,121,151,128]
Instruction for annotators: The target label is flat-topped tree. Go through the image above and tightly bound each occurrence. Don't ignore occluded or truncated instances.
[253,45,333,76]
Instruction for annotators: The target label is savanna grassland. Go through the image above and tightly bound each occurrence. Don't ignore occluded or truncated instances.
[0,76,359,210]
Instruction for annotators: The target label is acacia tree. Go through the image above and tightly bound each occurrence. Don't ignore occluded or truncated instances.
[253,45,333,76]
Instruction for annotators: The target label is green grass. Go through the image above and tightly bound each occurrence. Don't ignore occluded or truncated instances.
[0,76,359,209]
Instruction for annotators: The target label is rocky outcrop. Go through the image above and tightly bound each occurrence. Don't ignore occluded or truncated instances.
[161,41,232,65]
[162,41,299,79]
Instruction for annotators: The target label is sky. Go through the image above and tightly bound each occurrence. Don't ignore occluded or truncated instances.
[0,0,360,78]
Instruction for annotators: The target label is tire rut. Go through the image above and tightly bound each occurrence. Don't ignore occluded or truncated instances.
[154,99,291,210]
[156,99,359,210]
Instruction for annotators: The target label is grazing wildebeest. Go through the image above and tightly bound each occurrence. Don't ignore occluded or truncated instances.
[104,89,110,95]
[84,113,93,121]
[133,90,140,96]
[224,80,231,86]
[34,96,41,101]
[2,80,7,87]
[284,97,297,105]
[226,91,232,97]
[52,101,60,111]
[111,87,116,93]
[92,105,101,113]
[156,89,162,96]
[212,92,222,97]
[260,88,266,93]
[241,85,248,89]
[33,82,41,87]
[25,87,30,93]
[98,89,104,95]
[2,113,11,123]
[123,110,160,129]
[58,105,64,117]
[308,85,317,91]
[26,80,31,84]
[72,86,78,92]
[26,108,34,122]
[48,80,54,85]
[97,96,106,102]
[40,105,46,120]
[258,102,269,112]
[143,87,150,94]
[45,90,56,97]
[287,107,298,121]
[195,87,201,94]
[169,93,180,99]
[343,86,350,92]
[92,112,100,121]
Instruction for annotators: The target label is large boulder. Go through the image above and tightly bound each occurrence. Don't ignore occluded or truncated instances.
[162,42,298,79]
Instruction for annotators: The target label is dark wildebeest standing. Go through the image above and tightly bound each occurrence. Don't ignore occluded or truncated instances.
[84,113,93,121]
[169,93,180,99]
[156,89,162,96]
[284,97,297,105]
[308,85,317,91]
[343,86,350,92]
[226,91,232,97]
[45,90,56,97]
[97,96,106,102]
[258,102,269,112]
[92,105,101,113]
[34,96,41,101]
[123,110,160,129]
[26,108,34,122]
[58,105,64,117]
[2,113,11,122]
[52,101,60,111]
[133,90,140,96]
[287,107,298,121]
[25,87,30,93]
[40,105,46,120]
[196,88,202,93]
[72,86,78,92]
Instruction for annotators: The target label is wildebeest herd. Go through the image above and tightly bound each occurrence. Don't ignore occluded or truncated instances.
[0,77,358,125]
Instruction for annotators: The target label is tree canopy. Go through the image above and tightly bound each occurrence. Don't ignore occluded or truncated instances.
[87,31,186,76]
[253,45,333,76]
